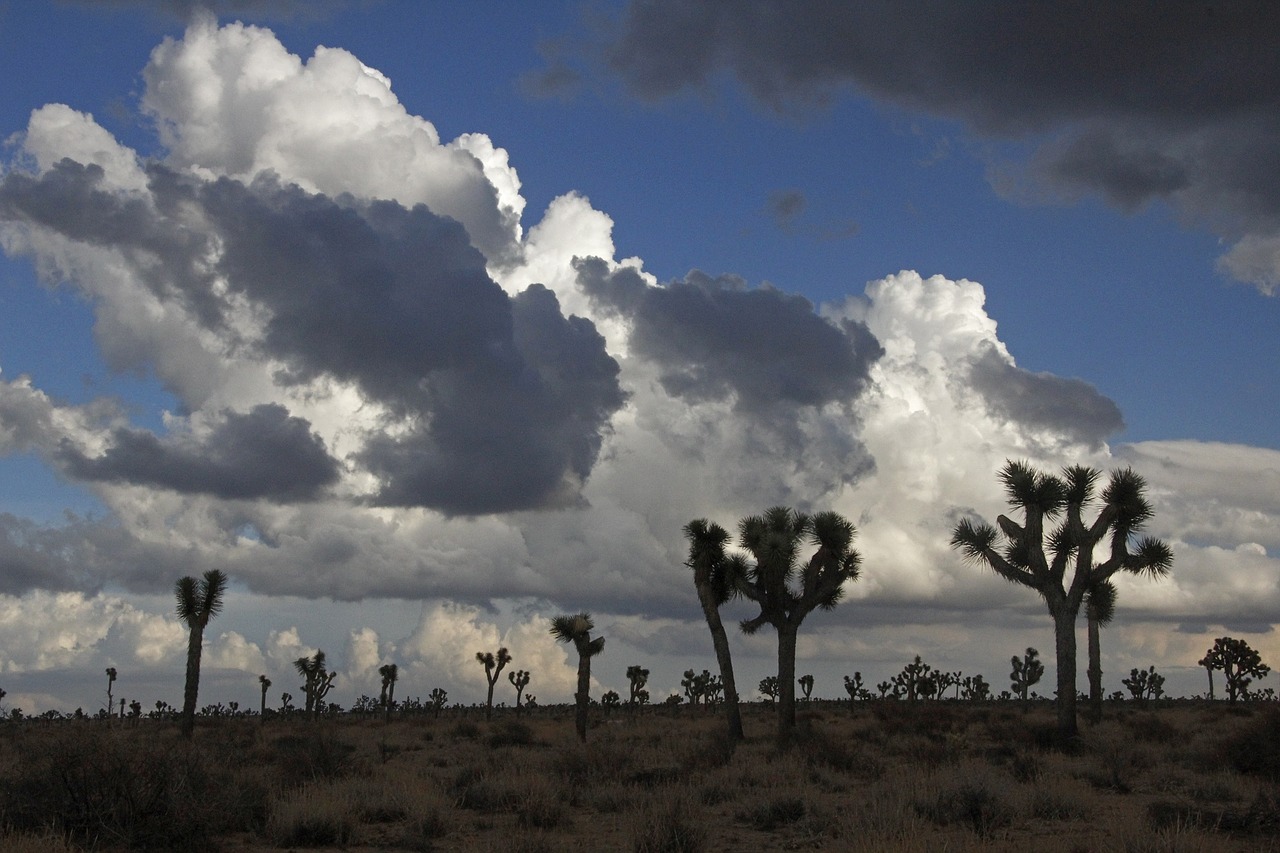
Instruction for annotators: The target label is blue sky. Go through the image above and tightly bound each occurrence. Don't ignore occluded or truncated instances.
[0,1,1276,712]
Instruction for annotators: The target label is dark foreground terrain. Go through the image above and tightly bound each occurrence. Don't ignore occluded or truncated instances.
[1,701,1277,852]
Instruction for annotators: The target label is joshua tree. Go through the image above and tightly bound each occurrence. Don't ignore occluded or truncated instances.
[1084,578,1117,723]
[736,507,862,745]
[681,669,701,705]
[508,669,531,712]
[1122,665,1165,703]
[759,675,779,703]
[1011,647,1044,711]
[549,612,605,742]
[476,647,511,720]
[952,462,1172,738]
[843,672,869,708]
[175,569,228,739]
[104,667,117,719]
[294,651,336,718]
[961,674,991,701]
[601,690,621,714]
[626,665,649,710]
[258,674,271,719]
[798,674,814,702]
[428,687,448,718]
[379,663,398,722]
[1201,637,1271,702]
[682,519,745,742]
[893,656,938,701]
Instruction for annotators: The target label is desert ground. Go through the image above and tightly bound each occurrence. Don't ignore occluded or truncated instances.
[1,700,1277,852]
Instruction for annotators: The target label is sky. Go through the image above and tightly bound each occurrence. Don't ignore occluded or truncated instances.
[0,0,1277,715]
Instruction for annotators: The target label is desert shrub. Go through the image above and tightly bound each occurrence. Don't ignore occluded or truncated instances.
[266,728,357,784]
[488,719,537,748]
[0,728,251,850]
[452,719,482,740]
[517,788,566,829]
[738,795,806,831]
[265,784,357,847]
[1222,707,1280,781]
[914,774,1016,839]
[629,790,707,853]
[0,830,78,853]
[1008,749,1042,783]
[1029,782,1087,821]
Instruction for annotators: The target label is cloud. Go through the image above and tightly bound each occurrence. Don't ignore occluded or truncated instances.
[586,1,1280,293]
[58,403,340,502]
[70,1,351,21]
[967,345,1123,448]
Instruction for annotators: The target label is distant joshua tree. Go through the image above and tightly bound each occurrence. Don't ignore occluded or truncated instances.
[379,663,398,722]
[258,674,271,719]
[1201,637,1271,702]
[508,669,531,712]
[952,462,1171,738]
[736,507,862,746]
[105,667,117,719]
[843,672,869,707]
[1011,648,1044,711]
[476,648,511,720]
[294,651,336,718]
[893,656,938,701]
[428,687,448,718]
[759,675,779,703]
[601,690,621,714]
[683,518,745,743]
[1122,665,1165,703]
[626,665,650,710]
[175,569,228,739]
[550,613,604,742]
[798,674,814,702]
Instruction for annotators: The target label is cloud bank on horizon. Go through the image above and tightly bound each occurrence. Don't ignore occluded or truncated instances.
[0,8,1276,710]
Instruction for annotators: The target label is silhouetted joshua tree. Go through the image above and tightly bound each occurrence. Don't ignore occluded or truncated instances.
[175,569,228,739]
[1201,637,1271,702]
[509,669,531,712]
[952,462,1172,738]
[550,613,604,742]
[428,687,448,718]
[736,507,862,746]
[294,651,336,719]
[759,675,779,703]
[1122,665,1165,703]
[682,518,745,743]
[626,665,650,710]
[843,672,869,708]
[798,674,814,702]
[1011,647,1044,711]
[1084,578,1117,723]
[104,667,117,720]
[379,663,398,722]
[476,647,511,720]
[258,674,271,719]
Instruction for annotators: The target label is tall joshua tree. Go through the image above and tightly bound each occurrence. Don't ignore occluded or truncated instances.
[105,667,117,720]
[175,569,228,739]
[626,664,650,710]
[295,651,336,718]
[476,647,512,720]
[258,674,271,719]
[951,462,1172,739]
[1084,579,1117,723]
[736,507,862,745]
[550,613,605,742]
[683,518,745,743]
[379,663,398,722]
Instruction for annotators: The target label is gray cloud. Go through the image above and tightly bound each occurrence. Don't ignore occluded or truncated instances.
[967,345,1123,447]
[58,404,340,502]
[575,257,882,414]
[585,1,1280,290]
[0,163,625,515]
[767,188,806,231]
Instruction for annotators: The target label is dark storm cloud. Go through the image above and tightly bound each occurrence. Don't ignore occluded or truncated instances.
[0,163,625,515]
[575,257,882,413]
[967,345,1123,448]
[58,404,340,502]
[586,1,1280,284]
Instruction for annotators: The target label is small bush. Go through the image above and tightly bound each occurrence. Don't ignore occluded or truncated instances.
[739,796,806,831]
[915,776,1015,839]
[488,719,537,748]
[630,791,707,853]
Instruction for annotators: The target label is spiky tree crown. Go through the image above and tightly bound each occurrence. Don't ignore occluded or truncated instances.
[175,569,228,629]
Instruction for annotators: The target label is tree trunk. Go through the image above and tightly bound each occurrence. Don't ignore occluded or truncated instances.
[1086,608,1103,724]
[1205,667,1215,701]
[696,585,744,743]
[180,624,204,739]
[1052,607,1079,740]
[776,622,799,746]
[385,681,395,723]
[485,679,496,721]
[575,651,591,742]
